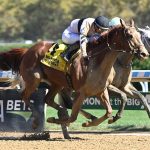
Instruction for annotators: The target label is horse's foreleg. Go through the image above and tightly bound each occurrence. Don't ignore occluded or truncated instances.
[58,89,97,139]
[60,88,97,121]
[82,89,112,127]
[107,85,128,124]
[79,109,97,120]
[45,88,69,116]
[124,84,150,118]
[48,92,84,125]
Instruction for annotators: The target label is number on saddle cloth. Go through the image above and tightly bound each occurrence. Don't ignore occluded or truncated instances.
[50,43,59,56]
[41,40,69,72]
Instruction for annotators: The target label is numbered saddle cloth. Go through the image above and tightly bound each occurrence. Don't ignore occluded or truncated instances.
[41,41,69,72]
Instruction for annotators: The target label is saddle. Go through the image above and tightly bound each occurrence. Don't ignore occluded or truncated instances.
[41,40,80,73]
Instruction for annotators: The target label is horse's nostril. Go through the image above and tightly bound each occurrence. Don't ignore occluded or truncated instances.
[141,52,149,57]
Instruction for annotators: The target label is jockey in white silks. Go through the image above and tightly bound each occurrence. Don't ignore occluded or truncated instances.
[62,16,110,61]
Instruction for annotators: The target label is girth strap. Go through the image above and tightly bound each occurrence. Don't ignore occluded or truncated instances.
[66,73,74,89]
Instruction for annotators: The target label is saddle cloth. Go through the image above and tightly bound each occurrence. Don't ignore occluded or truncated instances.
[41,41,68,72]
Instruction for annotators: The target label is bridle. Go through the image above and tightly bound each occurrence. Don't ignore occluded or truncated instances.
[122,27,145,55]
[89,26,143,58]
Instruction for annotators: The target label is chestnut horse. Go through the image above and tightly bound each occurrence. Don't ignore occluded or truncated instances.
[0,20,149,129]
[21,20,149,127]
[60,26,150,127]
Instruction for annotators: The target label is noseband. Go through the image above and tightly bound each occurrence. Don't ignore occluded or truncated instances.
[122,27,144,55]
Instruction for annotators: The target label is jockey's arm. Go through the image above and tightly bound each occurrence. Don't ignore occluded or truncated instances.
[79,20,90,57]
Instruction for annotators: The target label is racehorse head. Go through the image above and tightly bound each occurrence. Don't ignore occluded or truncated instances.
[138,26,150,53]
[88,19,149,60]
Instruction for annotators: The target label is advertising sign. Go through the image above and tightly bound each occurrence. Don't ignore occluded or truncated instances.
[82,93,150,110]
[0,89,46,132]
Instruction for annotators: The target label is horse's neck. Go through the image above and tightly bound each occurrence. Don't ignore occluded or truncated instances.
[111,53,133,88]
[89,51,119,82]
[116,53,133,69]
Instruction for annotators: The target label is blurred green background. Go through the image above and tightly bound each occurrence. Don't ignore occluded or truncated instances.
[1,0,150,69]
[0,0,149,42]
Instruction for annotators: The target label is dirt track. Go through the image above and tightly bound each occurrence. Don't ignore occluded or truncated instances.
[0,132,150,150]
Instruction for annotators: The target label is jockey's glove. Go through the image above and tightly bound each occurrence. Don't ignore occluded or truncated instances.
[89,34,100,44]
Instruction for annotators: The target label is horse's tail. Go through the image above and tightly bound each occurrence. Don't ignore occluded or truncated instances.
[4,48,28,74]
[13,48,28,73]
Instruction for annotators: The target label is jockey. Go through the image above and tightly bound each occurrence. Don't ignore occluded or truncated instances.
[61,16,110,62]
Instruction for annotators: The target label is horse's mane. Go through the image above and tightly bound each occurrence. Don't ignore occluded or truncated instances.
[0,48,28,74]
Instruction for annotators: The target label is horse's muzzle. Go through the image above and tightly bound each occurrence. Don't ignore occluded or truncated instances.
[136,51,149,60]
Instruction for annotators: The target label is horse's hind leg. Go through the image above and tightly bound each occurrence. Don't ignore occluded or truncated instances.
[21,78,41,129]
[57,89,97,139]
[57,93,71,139]
[45,86,70,127]
[107,85,128,124]
[124,84,150,118]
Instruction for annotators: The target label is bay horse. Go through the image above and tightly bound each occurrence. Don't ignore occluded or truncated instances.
[0,20,149,129]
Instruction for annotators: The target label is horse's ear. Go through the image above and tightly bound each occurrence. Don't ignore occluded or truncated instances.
[130,19,134,27]
[120,19,126,28]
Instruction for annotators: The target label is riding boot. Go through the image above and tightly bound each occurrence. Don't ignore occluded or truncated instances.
[61,43,80,61]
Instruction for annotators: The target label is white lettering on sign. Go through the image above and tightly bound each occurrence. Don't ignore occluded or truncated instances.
[127,98,140,106]
[0,100,4,122]
[83,97,100,105]
[83,97,144,107]
[7,100,34,111]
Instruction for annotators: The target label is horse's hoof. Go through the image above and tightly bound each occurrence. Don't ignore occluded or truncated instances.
[82,121,91,127]
[32,119,39,129]
[91,116,98,121]
[47,117,55,123]
[64,135,72,139]
[108,118,114,124]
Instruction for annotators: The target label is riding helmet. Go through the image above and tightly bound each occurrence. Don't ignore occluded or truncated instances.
[94,16,110,30]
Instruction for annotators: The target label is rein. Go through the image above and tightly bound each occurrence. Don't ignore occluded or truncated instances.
[123,27,144,55]
[88,29,128,58]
